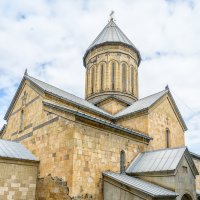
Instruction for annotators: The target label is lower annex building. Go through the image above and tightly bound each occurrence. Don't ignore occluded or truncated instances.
[0,17,200,200]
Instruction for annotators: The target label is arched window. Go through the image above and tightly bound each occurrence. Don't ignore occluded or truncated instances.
[120,150,125,174]
[181,194,193,200]
[131,66,134,93]
[122,64,127,92]
[91,67,94,94]
[100,64,104,91]
[166,128,170,148]
[111,62,115,90]
[20,110,24,130]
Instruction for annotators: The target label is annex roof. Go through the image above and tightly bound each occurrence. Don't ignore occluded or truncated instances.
[126,147,198,176]
[0,139,38,161]
[83,19,141,66]
[103,171,178,198]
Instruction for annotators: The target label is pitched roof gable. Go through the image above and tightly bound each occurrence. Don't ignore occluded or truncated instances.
[114,89,187,131]
[103,171,178,198]
[126,146,199,177]
[4,74,112,120]
[114,89,168,118]
[0,139,38,161]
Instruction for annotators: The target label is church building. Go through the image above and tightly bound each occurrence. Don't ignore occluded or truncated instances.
[0,17,200,200]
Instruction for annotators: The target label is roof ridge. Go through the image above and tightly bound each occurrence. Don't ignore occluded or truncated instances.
[138,89,167,101]
[141,146,187,154]
[26,75,88,102]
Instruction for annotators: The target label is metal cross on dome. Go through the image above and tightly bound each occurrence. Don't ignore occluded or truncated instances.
[109,11,115,21]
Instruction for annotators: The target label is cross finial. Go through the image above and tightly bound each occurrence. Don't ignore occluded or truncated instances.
[24,68,28,76]
[165,85,169,90]
[109,10,115,21]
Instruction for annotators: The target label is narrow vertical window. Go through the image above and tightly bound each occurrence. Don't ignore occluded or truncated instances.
[100,64,104,91]
[91,67,94,94]
[122,64,127,92]
[131,66,134,93]
[120,150,125,174]
[166,128,170,148]
[112,62,115,90]
[20,110,24,130]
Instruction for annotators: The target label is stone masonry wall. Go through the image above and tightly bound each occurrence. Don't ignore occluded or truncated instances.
[0,159,38,200]
[193,158,200,190]
[71,122,147,200]
[148,95,185,150]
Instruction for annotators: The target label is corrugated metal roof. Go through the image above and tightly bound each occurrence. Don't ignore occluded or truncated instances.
[83,19,141,66]
[103,171,178,198]
[0,139,38,161]
[26,75,113,118]
[114,89,168,118]
[126,147,199,176]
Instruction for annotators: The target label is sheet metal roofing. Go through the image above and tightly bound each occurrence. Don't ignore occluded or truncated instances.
[114,89,168,118]
[126,147,195,175]
[26,75,112,118]
[103,171,178,198]
[83,19,141,66]
[0,139,38,161]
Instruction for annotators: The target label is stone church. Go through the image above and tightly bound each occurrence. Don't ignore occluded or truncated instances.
[0,17,200,200]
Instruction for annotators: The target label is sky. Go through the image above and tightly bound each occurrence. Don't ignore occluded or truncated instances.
[0,0,199,153]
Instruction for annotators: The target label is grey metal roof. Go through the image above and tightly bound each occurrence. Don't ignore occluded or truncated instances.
[25,75,113,118]
[126,147,198,176]
[103,171,178,198]
[190,151,200,160]
[83,19,141,66]
[43,100,152,141]
[114,89,168,118]
[0,139,38,161]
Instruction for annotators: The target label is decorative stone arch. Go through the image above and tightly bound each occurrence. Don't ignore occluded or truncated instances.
[90,65,96,94]
[98,61,106,91]
[181,193,193,200]
[121,62,128,92]
[109,60,118,90]
[130,65,134,94]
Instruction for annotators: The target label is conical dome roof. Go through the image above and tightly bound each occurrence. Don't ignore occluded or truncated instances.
[83,19,141,66]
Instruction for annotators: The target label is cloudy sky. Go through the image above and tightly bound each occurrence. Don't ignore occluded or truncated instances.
[0,0,199,153]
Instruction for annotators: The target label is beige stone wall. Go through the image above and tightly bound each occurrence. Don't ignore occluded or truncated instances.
[71,122,147,200]
[4,81,44,140]
[97,98,128,115]
[85,44,139,102]
[193,158,200,190]
[0,158,38,200]
[116,113,148,134]
[148,95,185,150]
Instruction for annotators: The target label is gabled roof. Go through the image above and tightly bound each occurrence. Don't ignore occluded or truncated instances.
[83,19,141,66]
[190,151,200,160]
[4,74,187,132]
[114,90,167,118]
[4,74,113,120]
[103,171,178,198]
[114,89,187,131]
[43,100,152,141]
[126,147,199,177]
[0,139,38,161]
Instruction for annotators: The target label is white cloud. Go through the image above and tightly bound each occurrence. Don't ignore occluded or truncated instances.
[0,0,199,153]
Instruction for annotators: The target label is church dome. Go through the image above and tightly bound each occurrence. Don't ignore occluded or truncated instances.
[83,19,141,67]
